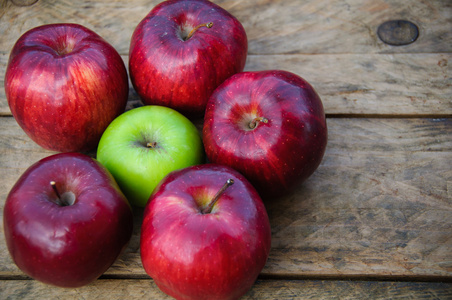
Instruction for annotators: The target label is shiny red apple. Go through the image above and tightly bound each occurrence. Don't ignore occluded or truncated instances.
[141,164,271,300]
[4,23,129,152]
[129,0,248,117]
[3,153,134,288]
[203,70,328,198]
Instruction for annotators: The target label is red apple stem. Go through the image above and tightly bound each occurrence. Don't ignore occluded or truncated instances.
[50,181,63,206]
[201,178,234,214]
[50,181,75,206]
[186,22,213,40]
[50,181,61,198]
[249,117,268,129]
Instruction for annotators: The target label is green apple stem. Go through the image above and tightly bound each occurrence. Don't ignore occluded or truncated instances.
[202,178,234,214]
[186,22,213,40]
[249,117,268,129]
[146,142,157,148]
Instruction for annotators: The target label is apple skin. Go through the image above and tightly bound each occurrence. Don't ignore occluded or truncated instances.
[129,0,247,117]
[203,70,328,198]
[4,23,129,152]
[141,164,271,300]
[3,152,133,288]
[97,105,205,207]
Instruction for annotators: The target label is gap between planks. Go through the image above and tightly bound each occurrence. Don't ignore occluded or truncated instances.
[1,273,451,284]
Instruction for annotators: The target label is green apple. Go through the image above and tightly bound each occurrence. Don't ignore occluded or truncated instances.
[97,105,204,207]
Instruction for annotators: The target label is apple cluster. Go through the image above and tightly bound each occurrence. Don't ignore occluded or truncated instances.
[4,0,327,298]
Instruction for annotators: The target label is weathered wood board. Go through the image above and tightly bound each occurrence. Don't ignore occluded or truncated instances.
[1,0,451,55]
[1,1,451,116]
[1,53,451,116]
[0,0,451,298]
[1,117,451,280]
[1,279,452,299]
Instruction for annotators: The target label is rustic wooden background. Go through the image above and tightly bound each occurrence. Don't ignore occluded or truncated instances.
[0,0,451,298]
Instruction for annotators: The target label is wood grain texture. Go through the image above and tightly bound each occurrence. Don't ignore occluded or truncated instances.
[1,117,451,279]
[238,0,452,55]
[1,53,451,116]
[264,118,452,278]
[0,279,451,299]
[0,0,451,55]
[245,53,452,117]
[1,0,450,116]
[1,0,451,297]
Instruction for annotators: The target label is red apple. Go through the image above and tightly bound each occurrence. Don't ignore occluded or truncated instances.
[4,23,129,152]
[3,153,134,288]
[129,0,247,117]
[203,70,328,198]
[141,164,271,300]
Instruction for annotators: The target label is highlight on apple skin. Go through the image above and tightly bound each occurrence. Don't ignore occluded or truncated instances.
[203,70,328,198]
[3,152,134,288]
[129,0,248,117]
[96,105,205,208]
[4,23,129,152]
[141,164,272,300]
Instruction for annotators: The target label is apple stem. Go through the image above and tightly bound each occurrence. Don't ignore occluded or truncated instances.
[146,142,158,148]
[186,22,213,40]
[50,181,75,206]
[201,178,234,214]
[249,117,268,129]
[50,180,66,206]
[50,181,61,198]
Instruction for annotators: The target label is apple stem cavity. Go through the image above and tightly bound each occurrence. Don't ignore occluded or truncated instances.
[50,181,76,207]
[201,178,234,214]
[185,22,213,40]
[55,38,76,56]
[249,117,268,129]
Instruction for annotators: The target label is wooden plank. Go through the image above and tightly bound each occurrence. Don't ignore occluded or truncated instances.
[0,279,451,299]
[0,0,451,55]
[264,118,452,278]
[245,53,452,117]
[1,53,451,116]
[247,280,452,299]
[230,0,452,55]
[1,117,451,279]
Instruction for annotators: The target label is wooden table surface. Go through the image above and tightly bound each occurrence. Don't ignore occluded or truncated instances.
[1,0,451,298]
